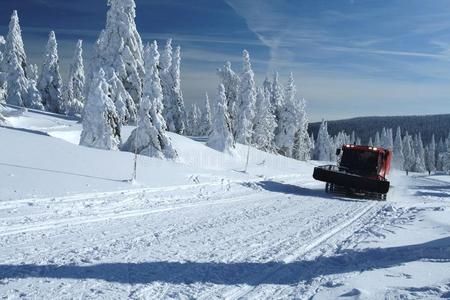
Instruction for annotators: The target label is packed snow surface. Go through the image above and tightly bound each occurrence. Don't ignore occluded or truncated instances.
[0,108,449,299]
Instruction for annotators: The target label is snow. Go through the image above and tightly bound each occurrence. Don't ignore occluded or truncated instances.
[1,107,449,299]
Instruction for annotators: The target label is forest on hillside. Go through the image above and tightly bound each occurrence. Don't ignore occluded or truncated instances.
[309,114,450,144]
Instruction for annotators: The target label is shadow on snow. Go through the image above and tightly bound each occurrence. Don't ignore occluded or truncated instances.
[256,180,325,198]
[1,237,449,285]
[256,181,366,202]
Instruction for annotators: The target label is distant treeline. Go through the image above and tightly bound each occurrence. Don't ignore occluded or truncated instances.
[308,114,450,144]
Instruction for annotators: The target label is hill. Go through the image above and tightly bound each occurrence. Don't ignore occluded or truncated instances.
[309,114,450,144]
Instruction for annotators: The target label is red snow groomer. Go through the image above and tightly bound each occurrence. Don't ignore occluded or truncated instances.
[313,145,392,200]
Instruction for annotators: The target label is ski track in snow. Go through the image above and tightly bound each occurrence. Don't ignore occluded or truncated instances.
[1,167,450,298]
[0,173,389,299]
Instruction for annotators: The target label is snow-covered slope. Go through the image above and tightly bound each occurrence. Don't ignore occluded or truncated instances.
[1,107,449,299]
[0,108,313,201]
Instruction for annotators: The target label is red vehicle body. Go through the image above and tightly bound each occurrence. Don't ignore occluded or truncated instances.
[313,144,393,200]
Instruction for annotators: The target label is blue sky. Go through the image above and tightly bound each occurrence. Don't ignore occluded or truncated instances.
[1,0,450,121]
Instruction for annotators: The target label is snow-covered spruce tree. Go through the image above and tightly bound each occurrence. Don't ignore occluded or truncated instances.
[393,126,404,170]
[80,69,121,150]
[413,133,426,172]
[270,72,284,124]
[194,104,201,135]
[217,61,240,135]
[252,86,276,152]
[2,11,27,77]
[27,64,38,82]
[63,40,85,116]
[92,0,144,107]
[263,77,272,95]
[235,50,256,145]
[109,71,137,124]
[4,51,27,107]
[436,137,446,171]
[441,144,450,174]
[122,40,177,159]
[314,120,332,161]
[169,45,186,133]
[160,39,173,127]
[198,92,212,136]
[386,128,394,150]
[160,40,186,134]
[186,103,199,136]
[293,97,311,161]
[2,11,43,109]
[24,76,44,110]
[381,128,394,150]
[62,80,79,116]
[207,84,235,153]
[402,133,415,175]
[368,137,373,147]
[425,134,436,175]
[38,31,63,113]
[275,73,301,157]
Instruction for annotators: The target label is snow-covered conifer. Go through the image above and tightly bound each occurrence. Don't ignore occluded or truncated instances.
[293,97,311,161]
[403,133,415,175]
[275,73,300,157]
[169,45,186,133]
[70,40,85,101]
[198,92,212,136]
[381,128,394,149]
[252,87,276,152]
[368,137,373,147]
[436,138,446,171]
[63,40,85,116]
[314,120,332,161]
[186,103,199,136]
[413,134,426,172]
[26,64,38,81]
[109,72,137,124]
[270,72,284,123]
[263,77,272,95]
[122,41,177,159]
[441,145,450,174]
[62,80,80,116]
[38,31,63,113]
[80,69,121,150]
[2,11,27,76]
[425,134,436,175]
[207,84,235,153]
[4,52,27,107]
[235,50,256,144]
[3,11,43,108]
[217,61,240,133]
[92,0,144,105]
[160,40,186,134]
[24,77,44,110]
[393,126,404,169]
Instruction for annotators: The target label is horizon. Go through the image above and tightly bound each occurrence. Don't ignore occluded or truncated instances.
[1,0,450,122]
